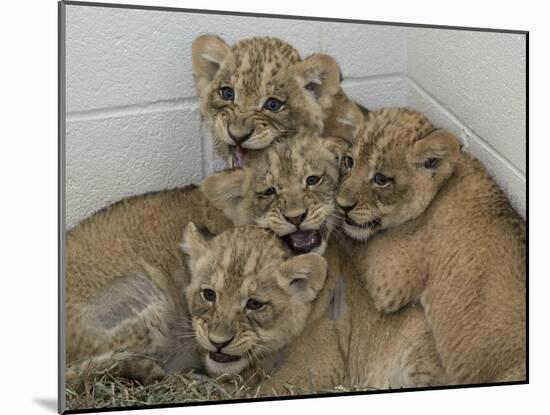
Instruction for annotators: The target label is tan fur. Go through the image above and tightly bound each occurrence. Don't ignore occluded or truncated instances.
[260,240,447,394]
[336,107,526,383]
[201,132,448,393]
[192,35,364,165]
[65,186,233,386]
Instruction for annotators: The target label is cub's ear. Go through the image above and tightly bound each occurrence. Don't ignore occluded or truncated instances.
[411,129,461,172]
[295,54,341,107]
[201,168,249,210]
[192,35,231,95]
[322,136,350,166]
[278,253,327,302]
[335,102,367,144]
[180,222,210,273]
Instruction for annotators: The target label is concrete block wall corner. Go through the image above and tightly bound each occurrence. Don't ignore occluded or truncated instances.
[64,4,527,228]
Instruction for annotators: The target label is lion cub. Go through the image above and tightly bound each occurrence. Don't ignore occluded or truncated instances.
[336,107,526,383]
[181,223,327,378]
[192,35,364,166]
[65,186,233,386]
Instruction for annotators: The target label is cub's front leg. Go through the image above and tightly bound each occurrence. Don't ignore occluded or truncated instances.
[361,234,427,313]
[390,323,448,388]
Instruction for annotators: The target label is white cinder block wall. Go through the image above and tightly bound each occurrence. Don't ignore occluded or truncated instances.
[64,5,526,228]
[406,28,526,217]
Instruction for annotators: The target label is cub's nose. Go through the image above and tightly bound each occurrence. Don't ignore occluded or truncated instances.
[285,211,308,227]
[228,127,254,145]
[337,201,357,214]
[209,336,234,350]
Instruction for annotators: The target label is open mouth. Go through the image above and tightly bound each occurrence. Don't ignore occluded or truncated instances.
[345,217,381,230]
[231,147,248,168]
[208,351,242,364]
[283,230,323,253]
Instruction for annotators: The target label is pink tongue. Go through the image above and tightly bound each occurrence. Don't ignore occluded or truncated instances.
[232,147,248,168]
[287,230,322,252]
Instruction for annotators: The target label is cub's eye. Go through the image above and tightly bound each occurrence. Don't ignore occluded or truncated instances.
[260,187,277,196]
[306,175,321,186]
[424,158,439,169]
[372,173,392,187]
[344,156,354,169]
[219,87,235,101]
[245,298,265,311]
[263,98,284,112]
[202,289,217,302]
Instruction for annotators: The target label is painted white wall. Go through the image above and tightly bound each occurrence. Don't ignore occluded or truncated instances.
[64,4,526,228]
[406,27,526,217]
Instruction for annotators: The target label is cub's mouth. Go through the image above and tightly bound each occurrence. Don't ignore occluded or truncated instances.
[208,351,242,364]
[344,217,381,230]
[283,230,323,253]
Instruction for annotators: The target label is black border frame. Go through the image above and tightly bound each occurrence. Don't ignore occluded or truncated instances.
[58,1,529,413]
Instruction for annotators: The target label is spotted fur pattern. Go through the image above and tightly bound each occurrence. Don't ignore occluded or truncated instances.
[181,224,327,377]
[201,130,348,254]
[192,36,364,165]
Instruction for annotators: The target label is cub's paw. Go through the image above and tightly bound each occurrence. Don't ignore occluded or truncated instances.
[390,341,447,388]
[370,284,411,314]
[364,263,424,314]
[137,362,167,385]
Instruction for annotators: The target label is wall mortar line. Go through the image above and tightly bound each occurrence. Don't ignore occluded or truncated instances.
[342,72,407,84]
[66,97,199,122]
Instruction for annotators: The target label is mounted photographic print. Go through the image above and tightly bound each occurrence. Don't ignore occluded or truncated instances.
[59,1,528,413]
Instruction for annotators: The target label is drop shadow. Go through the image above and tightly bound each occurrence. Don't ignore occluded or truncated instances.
[34,398,58,413]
